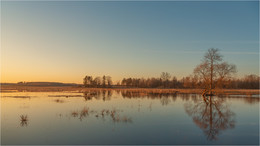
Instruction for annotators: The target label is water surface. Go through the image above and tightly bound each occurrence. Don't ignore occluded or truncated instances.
[1,91,259,145]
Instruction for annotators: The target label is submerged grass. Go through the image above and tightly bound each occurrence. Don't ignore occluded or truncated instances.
[54,99,65,103]
[20,115,28,127]
[20,115,28,121]
[71,111,79,117]
[68,107,133,123]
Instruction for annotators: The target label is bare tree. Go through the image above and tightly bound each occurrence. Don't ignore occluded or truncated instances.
[241,74,260,89]
[106,76,112,87]
[93,77,102,87]
[172,76,178,88]
[161,72,171,88]
[194,48,236,94]
[83,75,113,88]
[204,48,222,91]
[83,76,93,87]
[216,62,236,88]
[102,75,106,87]
[194,62,211,88]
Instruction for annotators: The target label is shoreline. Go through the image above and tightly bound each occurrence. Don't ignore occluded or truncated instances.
[1,85,259,95]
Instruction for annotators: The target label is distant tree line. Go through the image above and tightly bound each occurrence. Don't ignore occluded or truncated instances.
[230,74,260,89]
[119,73,259,89]
[121,72,182,88]
[82,73,259,89]
[83,73,259,89]
[83,75,112,88]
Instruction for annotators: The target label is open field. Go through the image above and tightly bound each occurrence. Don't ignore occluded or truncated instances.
[1,85,259,95]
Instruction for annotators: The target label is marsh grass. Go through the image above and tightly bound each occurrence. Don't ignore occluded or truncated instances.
[81,107,89,116]
[121,116,132,123]
[68,107,133,123]
[79,107,89,120]
[20,115,28,121]
[48,95,82,97]
[1,85,259,95]
[71,111,79,117]
[112,115,132,123]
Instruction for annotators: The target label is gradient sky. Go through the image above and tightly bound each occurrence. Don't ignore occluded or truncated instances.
[1,1,259,83]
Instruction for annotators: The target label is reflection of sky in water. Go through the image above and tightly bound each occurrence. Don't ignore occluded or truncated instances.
[1,91,259,145]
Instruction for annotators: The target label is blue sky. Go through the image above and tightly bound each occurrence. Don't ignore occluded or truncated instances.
[1,1,259,83]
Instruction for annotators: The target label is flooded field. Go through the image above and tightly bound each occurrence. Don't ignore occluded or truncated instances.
[1,90,259,145]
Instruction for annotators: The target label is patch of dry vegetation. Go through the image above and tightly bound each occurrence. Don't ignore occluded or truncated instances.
[1,85,259,95]
[2,95,31,98]
[20,115,28,127]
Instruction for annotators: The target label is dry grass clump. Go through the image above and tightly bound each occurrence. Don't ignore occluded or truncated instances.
[20,115,28,126]
[108,109,132,123]
[20,115,28,122]
[81,107,89,116]
[113,115,132,123]
[121,116,132,123]
[110,110,116,120]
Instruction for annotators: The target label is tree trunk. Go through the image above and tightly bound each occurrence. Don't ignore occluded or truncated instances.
[210,60,213,94]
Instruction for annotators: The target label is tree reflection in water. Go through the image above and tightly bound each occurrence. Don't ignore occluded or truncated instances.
[82,90,178,106]
[83,90,112,101]
[185,95,236,141]
[82,90,259,106]
[83,91,99,101]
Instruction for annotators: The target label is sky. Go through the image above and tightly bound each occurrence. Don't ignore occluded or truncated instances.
[1,1,259,84]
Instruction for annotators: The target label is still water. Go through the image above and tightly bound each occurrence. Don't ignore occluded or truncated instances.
[1,90,259,145]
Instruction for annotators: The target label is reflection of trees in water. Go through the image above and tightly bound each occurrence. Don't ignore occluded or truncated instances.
[160,96,171,106]
[83,90,112,101]
[83,91,99,101]
[243,97,260,104]
[185,96,235,141]
[227,95,260,105]
[83,90,178,106]
[217,94,260,104]
[178,94,191,101]
[120,91,177,99]
[82,90,259,106]
[120,91,177,106]
[103,90,112,101]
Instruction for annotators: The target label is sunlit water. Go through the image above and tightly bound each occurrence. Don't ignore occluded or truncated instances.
[1,91,259,145]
